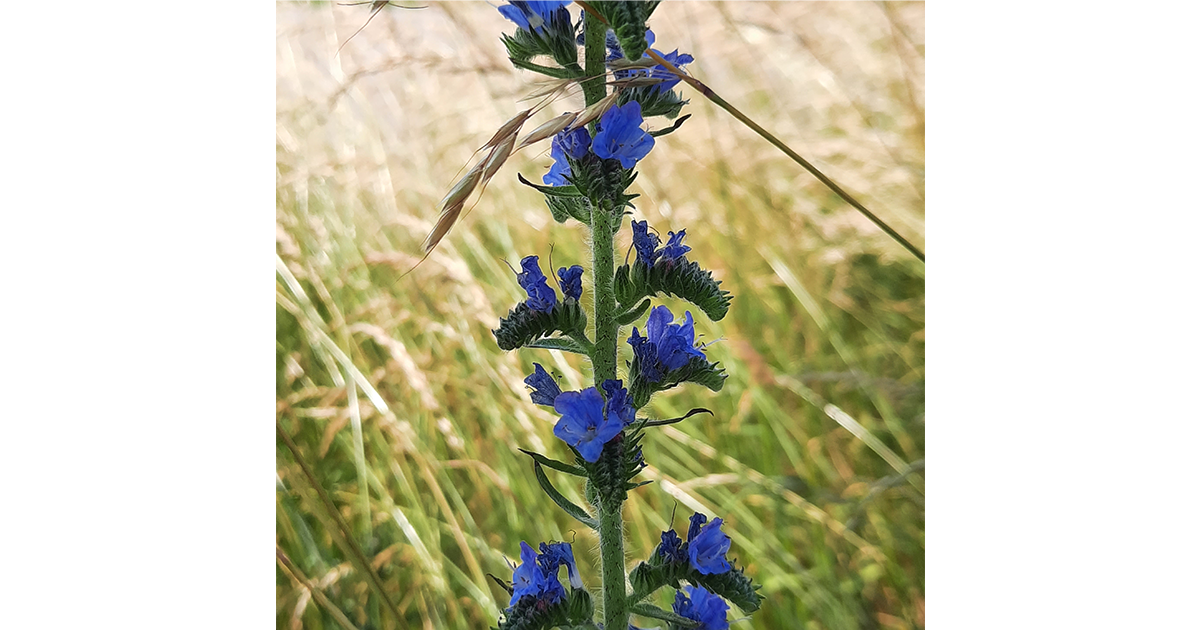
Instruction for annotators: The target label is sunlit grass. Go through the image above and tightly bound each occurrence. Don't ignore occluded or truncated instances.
[277,2,924,628]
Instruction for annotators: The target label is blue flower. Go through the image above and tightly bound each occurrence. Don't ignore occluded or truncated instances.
[630,220,689,267]
[516,255,557,312]
[510,541,566,606]
[672,586,729,630]
[592,101,655,168]
[524,363,562,407]
[600,379,637,426]
[554,126,592,160]
[557,265,583,300]
[498,0,571,33]
[629,306,706,383]
[687,517,732,575]
[538,541,584,589]
[543,142,572,187]
[648,48,694,93]
[658,230,691,261]
[657,529,686,563]
[553,388,624,462]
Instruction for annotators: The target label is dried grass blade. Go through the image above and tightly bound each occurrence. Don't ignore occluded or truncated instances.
[516,112,576,150]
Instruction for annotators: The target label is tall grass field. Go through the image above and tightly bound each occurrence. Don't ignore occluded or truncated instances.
[276,2,924,628]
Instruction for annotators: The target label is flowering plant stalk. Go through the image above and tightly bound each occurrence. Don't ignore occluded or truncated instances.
[429,3,762,628]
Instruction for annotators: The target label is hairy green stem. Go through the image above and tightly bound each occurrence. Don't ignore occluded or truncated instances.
[583,11,628,629]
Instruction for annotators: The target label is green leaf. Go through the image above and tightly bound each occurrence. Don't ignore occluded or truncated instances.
[615,258,732,322]
[525,336,592,355]
[494,300,588,352]
[649,113,692,137]
[519,449,586,477]
[693,566,765,613]
[640,407,713,427]
[618,84,687,120]
[518,173,583,197]
[629,602,699,628]
[615,298,651,326]
[532,462,598,530]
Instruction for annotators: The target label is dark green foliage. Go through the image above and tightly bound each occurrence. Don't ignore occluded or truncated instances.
[496,595,570,630]
[533,462,598,530]
[564,153,640,218]
[616,298,652,326]
[594,1,661,61]
[615,258,732,322]
[619,85,688,120]
[629,557,762,614]
[494,300,588,351]
[628,355,726,409]
[545,194,590,224]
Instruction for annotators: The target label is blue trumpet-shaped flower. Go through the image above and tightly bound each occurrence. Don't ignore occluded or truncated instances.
[553,388,624,462]
[647,48,695,94]
[557,265,583,300]
[592,101,655,169]
[688,517,732,575]
[524,363,562,407]
[543,142,572,187]
[498,0,571,33]
[510,541,566,606]
[631,220,690,267]
[629,305,706,383]
[673,586,729,630]
[538,541,584,589]
[687,511,707,541]
[516,255,557,312]
[554,126,592,160]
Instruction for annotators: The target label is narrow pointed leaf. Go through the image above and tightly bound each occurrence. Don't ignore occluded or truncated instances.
[532,462,598,530]
[519,449,587,477]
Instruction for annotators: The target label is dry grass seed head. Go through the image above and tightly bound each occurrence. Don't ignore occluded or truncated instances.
[517,112,577,151]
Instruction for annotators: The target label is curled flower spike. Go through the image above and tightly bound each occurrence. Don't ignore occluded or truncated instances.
[498,0,571,33]
[557,265,584,301]
[537,541,584,589]
[592,101,655,169]
[629,305,706,383]
[510,541,566,606]
[688,517,732,575]
[673,586,730,630]
[516,255,557,312]
[524,363,562,407]
[553,388,624,462]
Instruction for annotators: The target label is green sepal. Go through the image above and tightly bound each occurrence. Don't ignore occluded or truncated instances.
[546,195,589,224]
[565,588,594,624]
[494,300,588,352]
[564,153,639,216]
[618,85,687,120]
[525,336,592,355]
[532,462,598,530]
[519,449,587,477]
[628,355,726,409]
[629,602,699,628]
[496,595,571,630]
[614,257,732,322]
[693,566,765,613]
[615,298,652,326]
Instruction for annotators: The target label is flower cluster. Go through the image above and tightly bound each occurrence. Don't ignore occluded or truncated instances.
[514,255,584,312]
[544,103,655,185]
[656,511,733,575]
[508,539,583,609]
[631,219,691,267]
[524,366,638,462]
[629,305,706,383]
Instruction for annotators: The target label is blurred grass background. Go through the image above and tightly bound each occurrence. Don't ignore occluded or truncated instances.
[276,2,924,628]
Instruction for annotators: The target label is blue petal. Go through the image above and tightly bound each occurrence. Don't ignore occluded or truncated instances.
[557,265,584,300]
[553,388,622,462]
[688,518,732,575]
[525,363,562,407]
